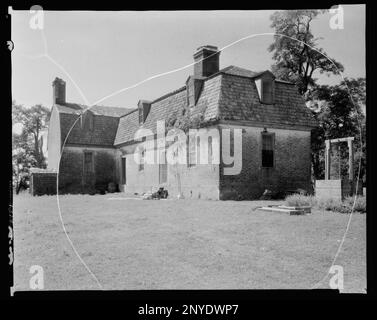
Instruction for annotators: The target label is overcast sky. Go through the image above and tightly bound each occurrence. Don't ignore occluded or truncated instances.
[11,6,365,111]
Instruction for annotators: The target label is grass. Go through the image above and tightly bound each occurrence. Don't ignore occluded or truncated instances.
[12,192,366,292]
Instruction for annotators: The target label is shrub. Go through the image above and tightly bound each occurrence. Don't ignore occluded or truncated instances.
[285,194,316,207]
[344,195,366,213]
[316,198,351,213]
[285,194,366,214]
[316,196,366,213]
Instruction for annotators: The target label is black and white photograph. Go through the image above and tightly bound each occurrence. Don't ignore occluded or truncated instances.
[6,4,370,302]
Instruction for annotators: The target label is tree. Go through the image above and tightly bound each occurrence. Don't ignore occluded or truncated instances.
[12,102,50,169]
[308,78,365,181]
[269,10,344,95]
[12,131,36,179]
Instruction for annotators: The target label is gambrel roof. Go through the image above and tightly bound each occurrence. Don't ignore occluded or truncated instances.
[55,104,133,147]
[113,66,317,146]
[54,65,317,147]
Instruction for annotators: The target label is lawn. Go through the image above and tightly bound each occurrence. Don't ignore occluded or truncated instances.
[12,192,366,293]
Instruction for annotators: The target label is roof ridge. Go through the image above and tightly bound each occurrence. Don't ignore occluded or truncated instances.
[150,86,187,104]
[119,108,139,118]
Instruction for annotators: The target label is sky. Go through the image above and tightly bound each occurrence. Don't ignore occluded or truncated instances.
[11,6,365,112]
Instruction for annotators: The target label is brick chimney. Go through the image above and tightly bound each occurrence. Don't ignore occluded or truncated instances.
[193,45,220,78]
[186,45,219,107]
[52,77,66,105]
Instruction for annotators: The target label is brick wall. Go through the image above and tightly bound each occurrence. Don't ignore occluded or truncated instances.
[115,125,312,200]
[116,130,220,200]
[219,125,312,200]
[30,171,57,196]
[58,146,117,194]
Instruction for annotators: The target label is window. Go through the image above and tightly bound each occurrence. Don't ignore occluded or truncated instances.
[208,136,213,164]
[83,152,94,174]
[138,149,145,171]
[188,135,197,167]
[159,151,167,184]
[262,133,274,168]
[121,157,126,184]
[262,79,273,104]
[88,114,94,130]
[138,101,151,124]
[83,112,94,130]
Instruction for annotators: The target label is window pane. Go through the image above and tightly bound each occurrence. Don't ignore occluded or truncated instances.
[262,134,274,167]
[262,150,274,167]
[84,153,93,173]
[121,157,126,184]
[262,80,273,104]
[188,135,197,167]
[159,152,167,184]
[139,149,145,171]
[262,134,273,150]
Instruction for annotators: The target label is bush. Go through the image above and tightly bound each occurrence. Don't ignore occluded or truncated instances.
[316,196,366,213]
[344,196,366,213]
[285,194,316,207]
[316,198,351,213]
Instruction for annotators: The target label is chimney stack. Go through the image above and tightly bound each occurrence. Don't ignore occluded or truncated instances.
[52,77,66,105]
[193,45,220,78]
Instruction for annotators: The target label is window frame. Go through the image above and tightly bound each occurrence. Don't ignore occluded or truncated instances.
[121,156,127,185]
[261,79,274,104]
[188,134,198,168]
[83,151,94,174]
[138,148,145,172]
[159,151,168,184]
[261,132,275,168]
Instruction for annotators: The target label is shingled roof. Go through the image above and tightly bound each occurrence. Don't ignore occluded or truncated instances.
[56,103,134,146]
[114,66,317,146]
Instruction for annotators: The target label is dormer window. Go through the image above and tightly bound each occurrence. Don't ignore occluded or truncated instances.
[262,78,274,104]
[138,105,143,124]
[82,110,94,131]
[138,100,151,125]
[255,71,275,105]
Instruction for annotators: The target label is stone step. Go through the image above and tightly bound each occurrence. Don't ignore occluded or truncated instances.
[279,205,311,213]
[257,206,305,215]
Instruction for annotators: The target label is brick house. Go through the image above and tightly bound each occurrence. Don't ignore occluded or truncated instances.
[47,45,317,199]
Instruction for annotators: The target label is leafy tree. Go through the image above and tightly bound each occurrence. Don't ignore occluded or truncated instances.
[308,78,365,181]
[269,10,344,95]
[12,131,36,179]
[12,101,50,169]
